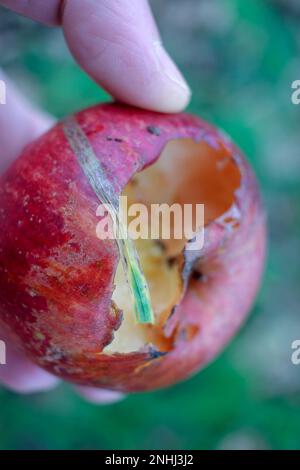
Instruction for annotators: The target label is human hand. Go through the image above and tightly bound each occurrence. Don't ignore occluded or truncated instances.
[0,0,190,402]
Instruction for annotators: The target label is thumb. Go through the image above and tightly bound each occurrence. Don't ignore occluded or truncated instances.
[0,0,191,112]
[62,0,191,112]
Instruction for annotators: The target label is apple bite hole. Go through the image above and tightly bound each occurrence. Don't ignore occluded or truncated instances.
[104,138,241,354]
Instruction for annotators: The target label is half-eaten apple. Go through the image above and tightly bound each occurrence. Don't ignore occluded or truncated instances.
[0,103,266,392]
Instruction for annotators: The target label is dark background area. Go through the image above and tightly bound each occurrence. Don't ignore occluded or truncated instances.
[0,0,300,450]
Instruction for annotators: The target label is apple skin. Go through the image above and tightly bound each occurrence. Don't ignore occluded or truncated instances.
[0,103,266,392]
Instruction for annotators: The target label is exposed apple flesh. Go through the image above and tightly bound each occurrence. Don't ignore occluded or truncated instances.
[106,137,241,354]
[0,103,266,392]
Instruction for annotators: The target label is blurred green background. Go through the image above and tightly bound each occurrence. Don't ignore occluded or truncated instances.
[1,0,300,450]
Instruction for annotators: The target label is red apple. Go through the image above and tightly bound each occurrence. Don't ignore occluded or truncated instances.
[0,103,266,392]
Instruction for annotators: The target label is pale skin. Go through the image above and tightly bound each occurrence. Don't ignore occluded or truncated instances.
[0,0,191,402]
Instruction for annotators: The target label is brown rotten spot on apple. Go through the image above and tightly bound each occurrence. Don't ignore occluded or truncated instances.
[0,103,266,392]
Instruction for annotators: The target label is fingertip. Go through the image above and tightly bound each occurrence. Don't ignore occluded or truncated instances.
[1,370,59,394]
[150,41,191,113]
[0,354,59,394]
[74,386,125,404]
[62,0,191,113]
